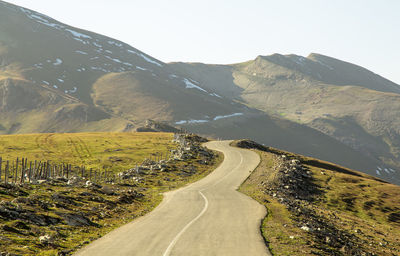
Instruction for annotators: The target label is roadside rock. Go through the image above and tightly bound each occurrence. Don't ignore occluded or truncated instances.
[116,190,144,204]
[0,201,61,226]
[67,176,84,186]
[39,234,53,244]
[56,212,98,227]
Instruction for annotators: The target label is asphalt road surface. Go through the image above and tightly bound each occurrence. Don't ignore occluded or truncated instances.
[75,140,271,256]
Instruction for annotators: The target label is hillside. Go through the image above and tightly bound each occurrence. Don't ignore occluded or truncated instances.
[0,0,241,131]
[236,140,400,256]
[0,132,222,255]
[0,1,399,185]
[169,54,400,184]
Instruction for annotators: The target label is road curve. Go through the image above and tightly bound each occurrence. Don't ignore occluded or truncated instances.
[75,140,271,256]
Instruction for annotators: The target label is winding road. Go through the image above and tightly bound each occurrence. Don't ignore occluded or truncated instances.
[75,140,271,256]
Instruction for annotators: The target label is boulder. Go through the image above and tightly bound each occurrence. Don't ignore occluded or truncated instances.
[57,212,98,227]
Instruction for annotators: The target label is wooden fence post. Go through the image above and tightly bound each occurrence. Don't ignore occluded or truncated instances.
[20,158,24,183]
[0,157,2,182]
[38,161,42,180]
[46,161,50,179]
[5,160,9,184]
[34,160,37,179]
[29,161,32,183]
[14,158,18,184]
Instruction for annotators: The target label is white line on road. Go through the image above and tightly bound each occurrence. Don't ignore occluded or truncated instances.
[162,190,209,256]
[162,151,244,256]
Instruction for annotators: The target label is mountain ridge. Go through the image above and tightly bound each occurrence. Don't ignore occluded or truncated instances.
[1,0,399,185]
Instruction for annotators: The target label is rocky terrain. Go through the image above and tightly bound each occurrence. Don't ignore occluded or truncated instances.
[0,133,220,255]
[0,0,399,185]
[237,140,400,256]
[171,54,400,184]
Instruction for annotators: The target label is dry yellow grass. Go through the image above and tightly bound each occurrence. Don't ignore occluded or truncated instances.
[0,132,174,175]
[239,144,400,255]
[0,132,223,255]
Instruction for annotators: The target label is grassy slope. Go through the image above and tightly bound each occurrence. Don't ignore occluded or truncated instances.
[0,132,172,174]
[0,132,223,255]
[238,144,400,255]
[169,59,400,184]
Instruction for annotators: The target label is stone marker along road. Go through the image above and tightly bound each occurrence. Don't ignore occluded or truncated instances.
[75,140,271,256]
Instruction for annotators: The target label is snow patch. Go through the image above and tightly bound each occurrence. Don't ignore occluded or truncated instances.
[93,42,102,48]
[91,67,109,72]
[376,170,381,176]
[42,81,49,85]
[41,22,64,29]
[57,79,64,83]
[108,41,123,47]
[128,50,163,67]
[20,7,31,14]
[30,14,48,23]
[105,50,113,54]
[389,168,396,173]
[169,74,178,79]
[105,55,122,63]
[213,113,243,121]
[21,8,65,30]
[73,37,88,45]
[75,50,88,55]
[53,85,58,89]
[175,120,187,125]
[136,66,147,71]
[64,87,77,94]
[384,168,390,174]
[53,58,63,66]
[175,119,209,125]
[123,62,133,67]
[293,56,306,66]
[210,93,222,98]
[377,166,382,171]
[183,78,207,93]
[137,53,163,67]
[65,29,91,39]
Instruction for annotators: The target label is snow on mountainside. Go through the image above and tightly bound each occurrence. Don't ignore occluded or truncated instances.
[0,0,237,124]
[1,1,400,185]
[0,1,252,129]
[168,53,400,185]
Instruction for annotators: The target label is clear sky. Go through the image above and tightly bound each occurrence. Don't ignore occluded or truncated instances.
[6,0,400,84]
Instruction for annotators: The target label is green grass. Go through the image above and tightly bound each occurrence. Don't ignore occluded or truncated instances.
[0,132,223,255]
[239,151,312,255]
[238,145,400,255]
[0,132,174,175]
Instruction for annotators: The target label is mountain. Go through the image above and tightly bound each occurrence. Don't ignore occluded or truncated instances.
[0,1,399,185]
[0,0,243,132]
[169,54,400,185]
